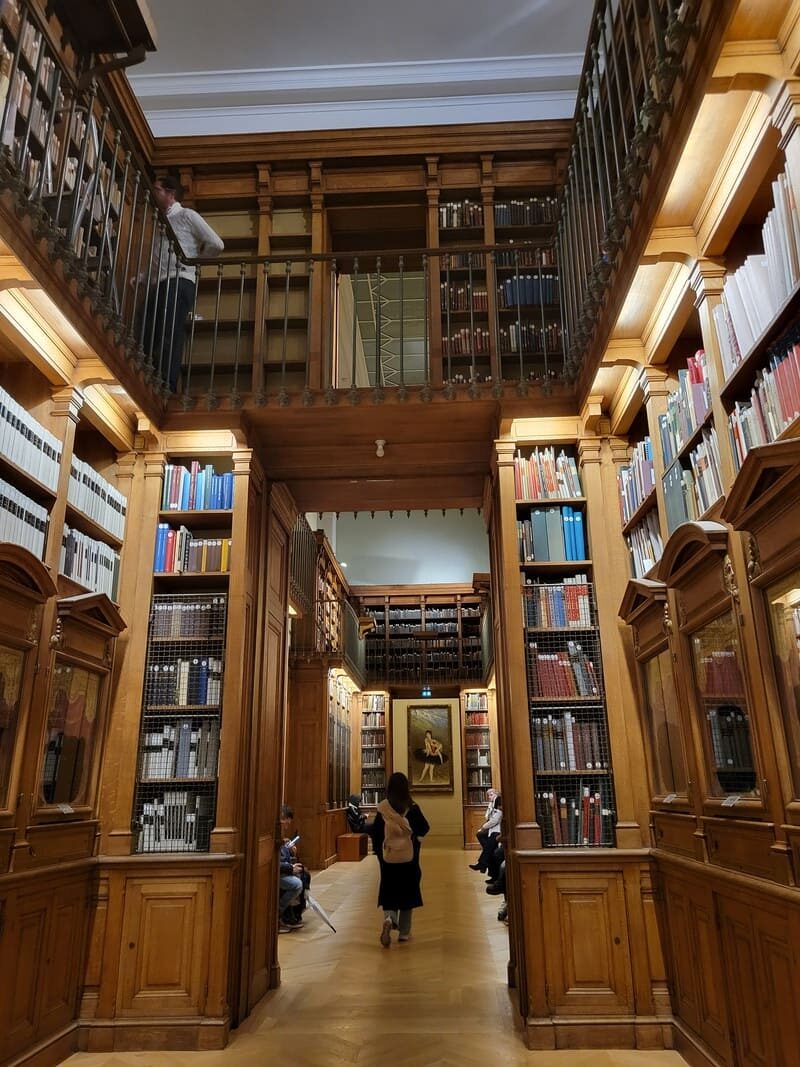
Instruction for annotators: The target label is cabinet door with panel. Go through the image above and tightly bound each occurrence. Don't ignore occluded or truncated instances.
[1,889,50,1060]
[717,895,800,1067]
[540,871,634,1017]
[117,876,212,1018]
[38,877,89,1038]
[661,872,731,1062]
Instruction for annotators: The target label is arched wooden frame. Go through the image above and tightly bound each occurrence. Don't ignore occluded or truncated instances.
[33,591,125,819]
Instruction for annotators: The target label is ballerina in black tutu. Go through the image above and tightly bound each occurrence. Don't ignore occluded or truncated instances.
[415,729,448,783]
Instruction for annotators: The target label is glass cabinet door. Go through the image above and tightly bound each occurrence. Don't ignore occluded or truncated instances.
[689,610,757,797]
[0,643,27,808]
[643,649,687,797]
[39,659,102,807]
[766,568,800,796]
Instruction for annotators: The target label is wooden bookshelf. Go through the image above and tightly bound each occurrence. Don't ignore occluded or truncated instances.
[620,486,658,537]
[359,690,390,808]
[719,278,800,403]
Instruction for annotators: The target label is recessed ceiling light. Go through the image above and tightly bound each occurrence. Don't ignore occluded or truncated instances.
[341,562,348,567]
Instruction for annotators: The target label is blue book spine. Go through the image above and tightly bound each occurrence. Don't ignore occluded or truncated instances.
[223,471,233,509]
[562,506,574,561]
[195,470,205,511]
[179,469,190,511]
[198,659,209,705]
[555,586,566,627]
[154,523,168,571]
[573,511,586,560]
[204,465,214,509]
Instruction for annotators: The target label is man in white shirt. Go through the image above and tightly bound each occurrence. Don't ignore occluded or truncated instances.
[143,176,224,391]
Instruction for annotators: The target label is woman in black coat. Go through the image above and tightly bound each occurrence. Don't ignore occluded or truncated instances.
[369,771,430,947]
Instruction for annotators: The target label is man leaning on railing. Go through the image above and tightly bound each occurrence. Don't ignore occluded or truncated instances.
[143,175,224,391]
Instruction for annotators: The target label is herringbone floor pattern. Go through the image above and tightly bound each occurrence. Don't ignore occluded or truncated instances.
[65,847,687,1066]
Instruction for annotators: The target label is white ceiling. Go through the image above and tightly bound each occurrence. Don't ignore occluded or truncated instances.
[130,0,590,136]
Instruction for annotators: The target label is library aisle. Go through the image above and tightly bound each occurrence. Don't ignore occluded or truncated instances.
[64,849,686,1067]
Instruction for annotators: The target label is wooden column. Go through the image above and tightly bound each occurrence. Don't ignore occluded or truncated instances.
[639,367,672,547]
[773,80,800,210]
[98,441,164,854]
[579,434,648,847]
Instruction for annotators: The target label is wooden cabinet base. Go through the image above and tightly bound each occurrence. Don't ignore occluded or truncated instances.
[77,1017,229,1053]
[524,1017,674,1051]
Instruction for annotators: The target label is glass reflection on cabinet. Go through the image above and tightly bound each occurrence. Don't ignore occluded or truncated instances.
[690,611,757,796]
[40,661,101,807]
[766,569,800,796]
[643,649,687,797]
[0,643,26,808]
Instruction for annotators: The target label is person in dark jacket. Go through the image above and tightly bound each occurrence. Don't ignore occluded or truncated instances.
[369,771,430,947]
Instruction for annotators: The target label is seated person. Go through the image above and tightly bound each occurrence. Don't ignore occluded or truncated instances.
[278,803,310,930]
[469,792,502,873]
[346,793,368,833]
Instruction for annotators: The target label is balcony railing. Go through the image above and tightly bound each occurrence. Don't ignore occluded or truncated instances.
[558,0,701,377]
[0,0,715,405]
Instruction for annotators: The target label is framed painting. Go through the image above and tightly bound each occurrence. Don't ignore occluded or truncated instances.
[408,704,453,792]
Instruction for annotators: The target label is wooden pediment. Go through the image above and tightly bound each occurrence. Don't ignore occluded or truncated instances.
[656,521,729,587]
[57,592,126,636]
[0,543,57,601]
[619,578,667,624]
[720,438,800,532]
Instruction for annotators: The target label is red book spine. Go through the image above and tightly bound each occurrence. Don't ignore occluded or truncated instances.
[593,792,602,844]
[165,528,176,573]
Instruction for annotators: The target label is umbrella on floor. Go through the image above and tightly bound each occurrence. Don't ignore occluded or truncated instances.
[306,891,336,933]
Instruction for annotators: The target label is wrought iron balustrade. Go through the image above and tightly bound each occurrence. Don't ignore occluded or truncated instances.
[557,0,702,377]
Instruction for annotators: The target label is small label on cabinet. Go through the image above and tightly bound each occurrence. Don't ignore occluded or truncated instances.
[721,794,741,807]
[663,793,677,803]
[57,803,74,814]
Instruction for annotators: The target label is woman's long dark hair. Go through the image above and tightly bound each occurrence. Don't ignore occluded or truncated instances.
[386,771,411,813]
[493,794,502,811]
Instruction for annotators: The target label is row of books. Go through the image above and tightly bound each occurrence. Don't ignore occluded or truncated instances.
[150,596,227,639]
[362,693,385,711]
[499,321,562,354]
[361,712,386,728]
[497,273,559,308]
[464,691,488,710]
[536,784,613,847]
[465,750,490,767]
[497,245,554,268]
[527,641,601,699]
[60,526,120,601]
[514,447,582,501]
[439,200,483,228]
[144,658,224,708]
[706,706,754,771]
[444,326,490,356]
[517,505,587,562]
[697,650,745,698]
[662,428,723,533]
[0,384,61,490]
[465,732,490,749]
[465,712,489,726]
[154,525,231,574]
[136,789,214,853]
[67,456,127,541]
[494,198,558,226]
[139,719,220,780]
[617,437,655,525]
[440,284,488,312]
[361,770,385,788]
[361,787,386,805]
[362,751,384,767]
[727,340,800,469]
[0,477,47,558]
[467,768,492,785]
[522,578,593,629]
[713,171,800,378]
[626,510,664,578]
[658,351,711,466]
[532,712,609,771]
[361,731,385,746]
[161,461,234,512]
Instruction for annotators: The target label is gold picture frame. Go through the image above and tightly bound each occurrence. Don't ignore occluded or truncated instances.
[408,704,453,792]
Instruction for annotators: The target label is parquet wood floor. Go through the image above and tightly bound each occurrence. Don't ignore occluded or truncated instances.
[65,847,687,1067]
